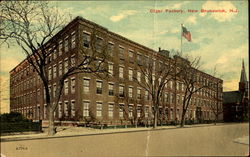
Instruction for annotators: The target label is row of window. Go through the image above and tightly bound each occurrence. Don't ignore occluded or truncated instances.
[48,55,76,80]
[11,103,216,120]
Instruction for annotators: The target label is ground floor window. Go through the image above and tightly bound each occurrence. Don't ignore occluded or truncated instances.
[83,101,90,117]
[137,105,142,118]
[96,102,102,117]
[58,102,62,118]
[64,101,69,117]
[108,103,114,118]
[129,104,133,118]
[71,100,75,117]
[119,104,124,119]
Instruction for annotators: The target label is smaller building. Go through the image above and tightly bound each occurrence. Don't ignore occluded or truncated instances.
[223,60,249,122]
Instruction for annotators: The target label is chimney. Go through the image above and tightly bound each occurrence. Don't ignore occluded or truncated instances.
[159,47,161,52]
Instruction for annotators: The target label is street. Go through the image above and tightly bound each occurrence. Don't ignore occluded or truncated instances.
[1,123,249,157]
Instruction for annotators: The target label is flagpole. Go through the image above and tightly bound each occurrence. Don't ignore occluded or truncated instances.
[180,24,183,53]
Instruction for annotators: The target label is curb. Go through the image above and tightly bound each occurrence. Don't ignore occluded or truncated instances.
[0,123,244,142]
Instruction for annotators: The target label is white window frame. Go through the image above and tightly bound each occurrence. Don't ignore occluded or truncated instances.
[83,100,90,117]
[96,102,102,117]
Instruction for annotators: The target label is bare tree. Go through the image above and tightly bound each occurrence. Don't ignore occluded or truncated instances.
[135,51,175,128]
[114,90,146,127]
[1,1,69,135]
[1,1,109,135]
[207,66,223,125]
[50,30,109,135]
[175,54,210,127]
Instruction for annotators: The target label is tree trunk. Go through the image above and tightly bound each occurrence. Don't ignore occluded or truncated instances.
[180,111,186,127]
[153,111,158,129]
[48,108,56,136]
[214,114,218,125]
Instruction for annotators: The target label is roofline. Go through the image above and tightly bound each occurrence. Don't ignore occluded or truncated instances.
[9,16,223,82]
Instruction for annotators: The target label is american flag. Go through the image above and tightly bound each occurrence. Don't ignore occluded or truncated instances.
[181,24,192,42]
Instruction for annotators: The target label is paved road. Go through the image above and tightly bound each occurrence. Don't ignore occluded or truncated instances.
[1,123,249,157]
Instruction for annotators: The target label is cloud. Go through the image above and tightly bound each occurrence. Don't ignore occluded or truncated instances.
[185,16,197,25]
[200,1,238,22]
[76,5,110,16]
[110,10,137,22]
[171,1,189,9]
[160,1,190,10]
[223,79,239,91]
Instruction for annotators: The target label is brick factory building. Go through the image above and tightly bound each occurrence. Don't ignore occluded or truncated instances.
[9,16,223,126]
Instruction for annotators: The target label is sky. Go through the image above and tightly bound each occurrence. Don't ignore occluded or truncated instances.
[0,1,248,113]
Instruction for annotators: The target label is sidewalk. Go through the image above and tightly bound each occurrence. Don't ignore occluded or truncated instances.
[0,123,237,142]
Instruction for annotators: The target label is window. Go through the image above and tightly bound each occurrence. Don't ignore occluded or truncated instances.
[129,104,133,118]
[137,105,141,117]
[95,37,103,52]
[170,108,173,120]
[53,64,57,79]
[83,101,89,117]
[64,101,68,117]
[108,42,114,56]
[129,50,134,63]
[71,100,75,117]
[64,58,69,73]
[71,31,76,49]
[145,90,149,100]
[71,78,75,94]
[83,32,90,48]
[164,93,168,103]
[119,104,124,118]
[53,47,57,60]
[137,53,142,65]
[71,55,76,67]
[95,59,102,69]
[48,86,52,97]
[177,109,180,119]
[64,80,69,95]
[119,66,124,78]
[137,88,141,99]
[152,75,155,85]
[152,59,156,72]
[108,83,114,96]
[37,89,40,97]
[145,74,149,84]
[128,86,133,98]
[108,63,113,76]
[171,94,175,103]
[137,71,141,82]
[170,80,173,89]
[145,106,149,118]
[59,62,62,76]
[83,78,90,92]
[96,80,103,94]
[53,84,56,98]
[108,103,114,118]
[119,47,124,60]
[129,68,133,81]
[96,102,102,117]
[59,40,63,56]
[119,85,125,97]
[65,36,69,52]
[44,104,47,119]
[48,67,52,80]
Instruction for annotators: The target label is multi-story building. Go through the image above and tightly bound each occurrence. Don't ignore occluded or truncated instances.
[9,16,223,125]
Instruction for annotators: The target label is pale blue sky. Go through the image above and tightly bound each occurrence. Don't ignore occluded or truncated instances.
[0,1,248,113]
